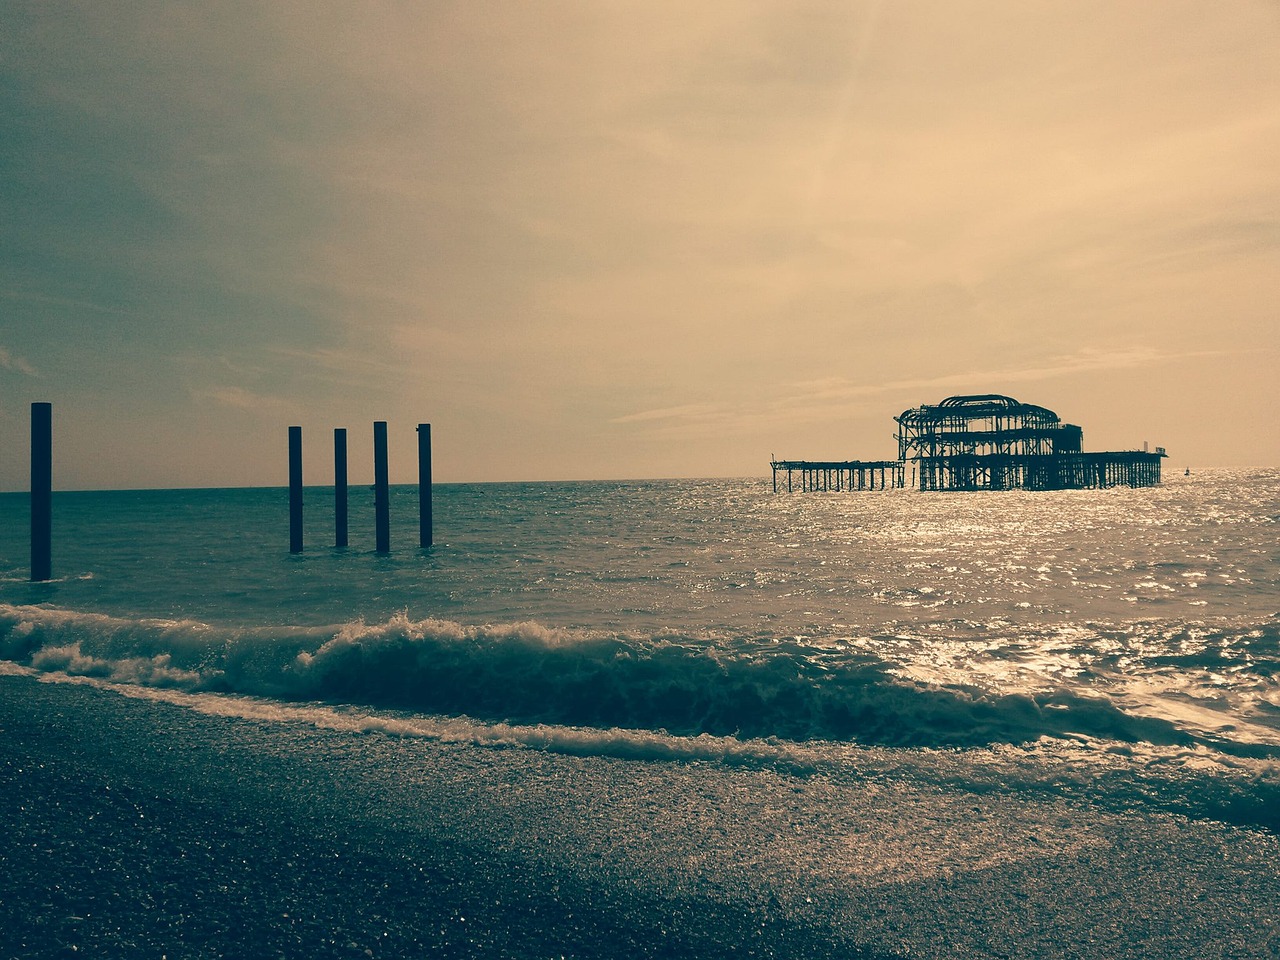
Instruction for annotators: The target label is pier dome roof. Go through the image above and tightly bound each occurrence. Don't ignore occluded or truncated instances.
[895,394,1060,426]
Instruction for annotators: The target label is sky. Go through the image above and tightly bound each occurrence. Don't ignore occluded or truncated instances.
[1,1,1277,489]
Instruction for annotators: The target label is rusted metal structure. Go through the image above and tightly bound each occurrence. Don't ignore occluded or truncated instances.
[771,460,905,493]
[772,393,1165,492]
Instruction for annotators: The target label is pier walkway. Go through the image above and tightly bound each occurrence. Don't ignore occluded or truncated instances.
[770,460,905,493]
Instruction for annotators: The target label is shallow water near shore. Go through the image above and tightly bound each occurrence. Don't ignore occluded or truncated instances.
[1,471,1277,830]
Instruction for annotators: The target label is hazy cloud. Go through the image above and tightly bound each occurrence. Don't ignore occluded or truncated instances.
[0,347,37,377]
[191,385,295,417]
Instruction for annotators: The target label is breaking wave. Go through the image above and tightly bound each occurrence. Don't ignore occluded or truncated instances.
[2,602,1276,755]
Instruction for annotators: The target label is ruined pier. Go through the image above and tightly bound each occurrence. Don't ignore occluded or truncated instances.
[772,393,1166,493]
[771,460,905,493]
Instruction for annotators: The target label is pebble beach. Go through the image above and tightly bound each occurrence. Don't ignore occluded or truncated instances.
[3,674,1277,959]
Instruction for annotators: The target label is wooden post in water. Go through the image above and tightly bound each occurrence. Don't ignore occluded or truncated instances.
[374,420,390,553]
[417,423,433,548]
[289,426,303,553]
[30,402,52,582]
[334,428,348,548]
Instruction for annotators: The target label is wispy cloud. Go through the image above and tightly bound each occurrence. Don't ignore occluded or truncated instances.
[0,288,132,317]
[0,347,37,377]
[609,403,732,425]
[610,347,1221,440]
[190,385,294,417]
[775,347,1220,411]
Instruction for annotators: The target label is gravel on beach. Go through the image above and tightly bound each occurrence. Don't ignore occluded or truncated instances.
[1,674,1277,959]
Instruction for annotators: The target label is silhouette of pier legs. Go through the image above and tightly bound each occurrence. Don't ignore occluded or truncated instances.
[418,423,432,548]
[289,426,303,553]
[770,460,905,494]
[285,419,434,552]
[30,402,51,581]
[374,421,390,553]
[334,428,348,548]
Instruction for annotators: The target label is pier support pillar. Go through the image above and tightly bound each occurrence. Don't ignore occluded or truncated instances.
[334,428,348,548]
[30,402,51,581]
[374,420,390,553]
[289,426,303,553]
[418,423,433,548]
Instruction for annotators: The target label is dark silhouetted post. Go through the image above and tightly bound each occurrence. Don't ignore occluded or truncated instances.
[334,428,348,548]
[30,402,52,582]
[417,423,432,548]
[374,420,389,553]
[289,426,303,553]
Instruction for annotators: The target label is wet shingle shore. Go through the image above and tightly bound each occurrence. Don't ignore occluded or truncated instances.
[1,675,1276,959]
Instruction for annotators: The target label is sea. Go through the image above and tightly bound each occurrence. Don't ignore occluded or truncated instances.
[2,470,1277,831]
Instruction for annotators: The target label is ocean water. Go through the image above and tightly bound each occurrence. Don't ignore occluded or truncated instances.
[1,471,1277,828]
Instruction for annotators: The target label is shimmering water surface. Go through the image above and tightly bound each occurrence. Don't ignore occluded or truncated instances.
[1,471,1277,824]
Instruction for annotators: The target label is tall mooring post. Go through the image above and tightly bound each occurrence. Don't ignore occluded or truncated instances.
[417,423,432,548]
[373,420,390,553]
[30,402,52,582]
[289,426,303,553]
[334,428,348,548]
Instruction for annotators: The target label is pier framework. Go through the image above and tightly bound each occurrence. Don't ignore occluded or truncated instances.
[772,394,1165,492]
[771,460,905,493]
[913,451,1164,491]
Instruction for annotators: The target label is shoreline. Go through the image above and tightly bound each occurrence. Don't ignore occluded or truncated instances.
[2,675,1278,959]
